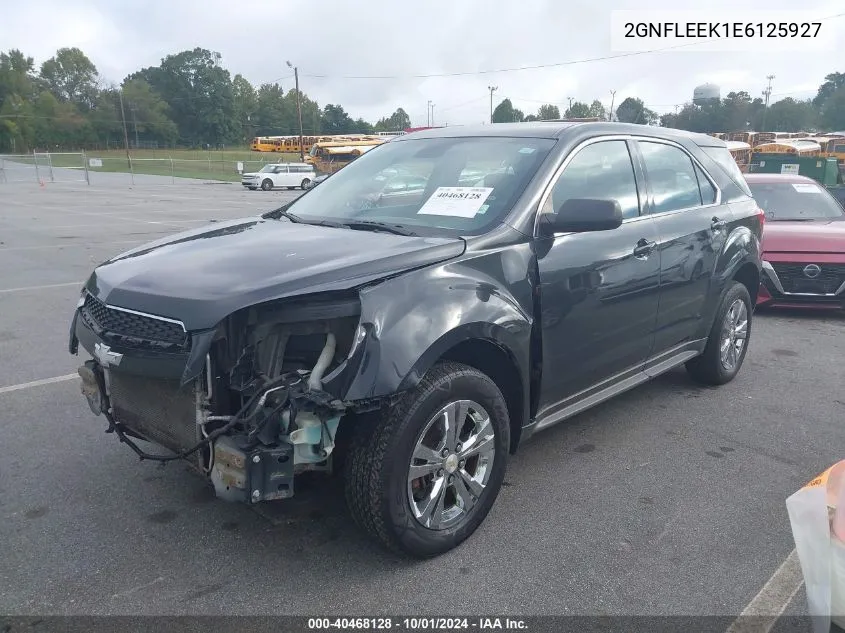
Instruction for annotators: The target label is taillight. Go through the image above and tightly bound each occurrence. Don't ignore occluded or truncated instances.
[756,206,765,229]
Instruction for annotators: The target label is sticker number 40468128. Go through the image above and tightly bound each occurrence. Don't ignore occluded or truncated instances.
[417,187,495,218]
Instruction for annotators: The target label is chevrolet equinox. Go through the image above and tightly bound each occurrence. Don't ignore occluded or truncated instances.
[69,122,763,557]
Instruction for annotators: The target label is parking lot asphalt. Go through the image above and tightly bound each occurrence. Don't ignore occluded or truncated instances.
[1,175,844,622]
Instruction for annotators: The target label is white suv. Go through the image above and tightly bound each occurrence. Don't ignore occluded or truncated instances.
[242,163,315,191]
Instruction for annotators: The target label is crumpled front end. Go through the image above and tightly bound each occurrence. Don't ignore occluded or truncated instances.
[70,288,375,504]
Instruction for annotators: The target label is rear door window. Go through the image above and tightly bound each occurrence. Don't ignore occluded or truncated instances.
[637,141,703,213]
[702,146,753,197]
[694,164,717,205]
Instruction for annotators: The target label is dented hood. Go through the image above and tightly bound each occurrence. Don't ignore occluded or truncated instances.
[84,216,465,331]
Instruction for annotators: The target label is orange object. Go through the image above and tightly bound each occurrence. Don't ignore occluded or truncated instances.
[804,460,845,538]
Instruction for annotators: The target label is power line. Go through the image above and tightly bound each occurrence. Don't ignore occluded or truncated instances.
[299,13,845,81]
[302,43,709,80]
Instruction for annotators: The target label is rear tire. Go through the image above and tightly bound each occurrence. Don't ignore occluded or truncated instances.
[686,281,752,385]
[301,178,311,190]
[344,361,510,558]
[261,179,273,191]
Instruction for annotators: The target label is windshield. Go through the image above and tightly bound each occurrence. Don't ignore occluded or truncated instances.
[259,165,275,173]
[279,136,557,236]
[748,182,845,221]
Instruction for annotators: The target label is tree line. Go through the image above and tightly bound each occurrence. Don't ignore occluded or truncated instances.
[0,46,412,152]
[487,73,845,134]
[2,45,845,153]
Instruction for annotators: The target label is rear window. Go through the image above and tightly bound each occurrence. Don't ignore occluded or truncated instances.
[702,147,753,197]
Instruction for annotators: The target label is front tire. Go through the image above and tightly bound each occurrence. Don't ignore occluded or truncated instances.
[686,281,752,385]
[261,179,273,191]
[344,361,510,558]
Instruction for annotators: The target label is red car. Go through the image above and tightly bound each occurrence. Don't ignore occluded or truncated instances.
[745,173,845,309]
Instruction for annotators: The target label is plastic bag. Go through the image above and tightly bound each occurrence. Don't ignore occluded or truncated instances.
[786,460,845,633]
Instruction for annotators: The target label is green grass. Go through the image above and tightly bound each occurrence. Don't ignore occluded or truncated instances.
[12,148,301,182]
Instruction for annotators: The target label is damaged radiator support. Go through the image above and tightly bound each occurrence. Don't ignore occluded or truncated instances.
[78,323,350,505]
[211,436,296,503]
[208,333,345,504]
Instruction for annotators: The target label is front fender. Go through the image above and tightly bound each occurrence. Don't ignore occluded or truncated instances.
[326,245,535,403]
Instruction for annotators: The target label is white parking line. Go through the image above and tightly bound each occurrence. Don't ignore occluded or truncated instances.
[30,219,209,230]
[0,373,77,395]
[724,549,804,633]
[0,239,146,252]
[0,281,82,293]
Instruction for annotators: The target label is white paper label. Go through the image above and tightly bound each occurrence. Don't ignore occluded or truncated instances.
[781,164,800,175]
[417,187,494,218]
[88,158,103,167]
[793,183,820,193]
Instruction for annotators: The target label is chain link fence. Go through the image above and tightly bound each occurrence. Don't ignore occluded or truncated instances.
[0,152,293,186]
[0,152,90,184]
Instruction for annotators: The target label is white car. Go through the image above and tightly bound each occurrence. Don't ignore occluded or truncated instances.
[242,163,316,191]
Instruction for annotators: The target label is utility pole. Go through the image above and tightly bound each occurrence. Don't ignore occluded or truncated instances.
[427,100,432,126]
[761,74,775,132]
[130,103,139,149]
[567,97,573,113]
[118,89,131,168]
[287,61,305,161]
[609,90,616,122]
[430,103,435,126]
[488,86,498,124]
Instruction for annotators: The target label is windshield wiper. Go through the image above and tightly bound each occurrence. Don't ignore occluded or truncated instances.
[340,220,418,236]
[262,203,299,222]
[263,206,344,228]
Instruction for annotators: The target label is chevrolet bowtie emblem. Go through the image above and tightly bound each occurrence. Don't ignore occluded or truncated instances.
[94,342,123,367]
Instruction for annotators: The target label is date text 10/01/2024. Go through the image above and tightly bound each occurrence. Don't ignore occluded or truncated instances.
[623,21,822,38]
[307,618,529,630]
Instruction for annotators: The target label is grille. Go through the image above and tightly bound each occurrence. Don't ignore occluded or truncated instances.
[771,263,845,295]
[81,293,188,349]
[108,370,199,455]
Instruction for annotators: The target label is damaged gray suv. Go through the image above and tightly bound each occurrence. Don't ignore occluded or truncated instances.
[70,123,763,557]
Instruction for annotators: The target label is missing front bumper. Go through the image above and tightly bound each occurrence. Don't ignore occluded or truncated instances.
[78,360,301,505]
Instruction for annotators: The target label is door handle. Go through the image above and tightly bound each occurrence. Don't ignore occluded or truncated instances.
[711,217,727,231]
[633,239,657,258]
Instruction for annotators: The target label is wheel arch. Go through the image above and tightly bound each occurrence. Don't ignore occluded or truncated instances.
[435,337,527,454]
[732,261,760,305]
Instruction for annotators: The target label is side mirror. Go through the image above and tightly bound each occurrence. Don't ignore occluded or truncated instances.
[539,198,624,235]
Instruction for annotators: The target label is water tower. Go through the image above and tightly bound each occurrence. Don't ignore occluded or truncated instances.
[693,83,720,105]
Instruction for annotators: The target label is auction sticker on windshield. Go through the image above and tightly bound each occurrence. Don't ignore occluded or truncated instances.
[793,183,821,193]
[417,187,494,218]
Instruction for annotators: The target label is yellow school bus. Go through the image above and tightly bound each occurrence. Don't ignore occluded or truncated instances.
[307,140,385,174]
[752,140,822,157]
[251,134,384,153]
[251,136,324,153]
[820,136,845,165]
[725,141,751,171]
[728,131,757,145]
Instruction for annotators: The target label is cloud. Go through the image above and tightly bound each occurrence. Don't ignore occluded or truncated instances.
[1,0,843,124]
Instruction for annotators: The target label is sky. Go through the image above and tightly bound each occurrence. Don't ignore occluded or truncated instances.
[1,0,844,126]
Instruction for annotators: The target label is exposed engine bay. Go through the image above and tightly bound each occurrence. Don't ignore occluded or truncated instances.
[77,293,373,505]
